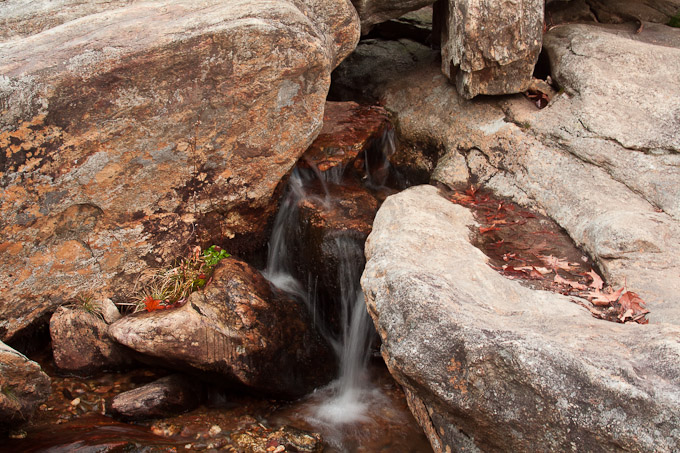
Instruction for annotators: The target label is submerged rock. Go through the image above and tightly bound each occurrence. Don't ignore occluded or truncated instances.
[438,0,544,98]
[0,341,51,432]
[50,301,133,375]
[109,257,336,398]
[110,374,202,421]
[0,0,360,344]
[362,185,680,452]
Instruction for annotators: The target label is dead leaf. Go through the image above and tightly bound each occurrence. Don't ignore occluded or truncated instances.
[584,286,624,306]
[554,274,587,290]
[586,270,604,290]
[617,291,649,323]
[539,255,576,271]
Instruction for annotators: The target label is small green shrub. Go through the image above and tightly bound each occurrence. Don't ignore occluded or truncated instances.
[131,245,230,313]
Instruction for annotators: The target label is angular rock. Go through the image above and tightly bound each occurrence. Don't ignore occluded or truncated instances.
[351,0,434,34]
[110,374,202,420]
[109,257,335,398]
[439,0,544,98]
[362,185,680,452]
[0,0,360,343]
[0,340,51,431]
[50,303,133,375]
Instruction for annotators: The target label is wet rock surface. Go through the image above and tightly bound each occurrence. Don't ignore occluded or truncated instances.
[109,257,336,398]
[110,374,202,421]
[0,341,51,432]
[300,101,390,174]
[50,302,133,375]
[362,185,680,453]
[0,0,360,344]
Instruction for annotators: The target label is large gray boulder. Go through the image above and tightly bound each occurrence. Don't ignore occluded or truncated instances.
[0,341,51,432]
[333,23,680,324]
[362,185,680,452]
[0,0,360,343]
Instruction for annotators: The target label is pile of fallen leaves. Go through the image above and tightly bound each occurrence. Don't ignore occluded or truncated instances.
[444,186,650,324]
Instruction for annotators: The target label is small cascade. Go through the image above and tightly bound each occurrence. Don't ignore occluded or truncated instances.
[262,103,412,450]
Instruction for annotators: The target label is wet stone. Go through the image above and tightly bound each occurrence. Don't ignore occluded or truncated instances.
[299,101,390,175]
[110,374,202,421]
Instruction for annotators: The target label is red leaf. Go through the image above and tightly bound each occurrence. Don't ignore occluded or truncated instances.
[584,286,624,307]
[617,291,649,323]
[143,295,163,312]
[480,225,500,234]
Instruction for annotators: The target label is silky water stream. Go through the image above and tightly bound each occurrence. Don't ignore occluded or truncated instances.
[262,136,430,451]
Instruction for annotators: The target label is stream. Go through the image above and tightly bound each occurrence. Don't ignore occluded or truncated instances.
[4,112,432,452]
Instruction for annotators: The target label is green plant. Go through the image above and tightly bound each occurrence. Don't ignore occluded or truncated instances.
[669,11,680,27]
[67,293,104,321]
[131,245,230,313]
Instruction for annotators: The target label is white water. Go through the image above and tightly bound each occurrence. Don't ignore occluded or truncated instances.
[262,167,375,426]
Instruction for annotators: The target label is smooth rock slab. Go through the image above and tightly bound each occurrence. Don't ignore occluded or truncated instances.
[109,257,336,398]
[110,374,202,420]
[350,0,434,34]
[0,0,360,343]
[0,340,51,431]
[361,185,680,453]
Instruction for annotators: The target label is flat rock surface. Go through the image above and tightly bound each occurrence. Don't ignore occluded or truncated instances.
[361,185,680,452]
[0,0,360,343]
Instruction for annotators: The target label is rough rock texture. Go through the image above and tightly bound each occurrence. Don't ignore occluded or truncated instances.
[109,374,202,420]
[362,185,680,453]
[439,0,544,98]
[109,257,335,398]
[333,25,680,323]
[0,340,51,431]
[0,0,360,343]
[50,302,132,375]
[350,0,434,34]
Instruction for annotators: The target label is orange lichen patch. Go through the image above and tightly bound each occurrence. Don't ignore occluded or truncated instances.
[0,241,23,255]
[0,115,65,174]
[446,358,468,395]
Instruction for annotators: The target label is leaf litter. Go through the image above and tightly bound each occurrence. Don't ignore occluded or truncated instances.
[441,185,650,324]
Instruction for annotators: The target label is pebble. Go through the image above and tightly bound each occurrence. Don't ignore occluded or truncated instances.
[209,425,222,437]
[70,398,81,406]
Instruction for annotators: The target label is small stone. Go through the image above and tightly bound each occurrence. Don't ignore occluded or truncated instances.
[185,444,192,450]
[274,446,285,453]
[70,398,81,406]
[9,429,27,439]
[209,425,222,437]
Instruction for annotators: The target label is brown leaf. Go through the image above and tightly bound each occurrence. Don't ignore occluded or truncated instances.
[586,270,604,290]
[584,286,624,306]
[480,225,500,234]
[539,255,576,271]
[617,291,649,323]
[554,274,587,290]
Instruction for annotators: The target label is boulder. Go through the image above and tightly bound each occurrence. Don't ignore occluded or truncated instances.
[109,257,336,398]
[110,374,202,420]
[361,185,680,452]
[0,0,360,343]
[333,26,680,323]
[350,0,435,34]
[49,301,133,375]
[0,340,51,432]
[439,0,544,98]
